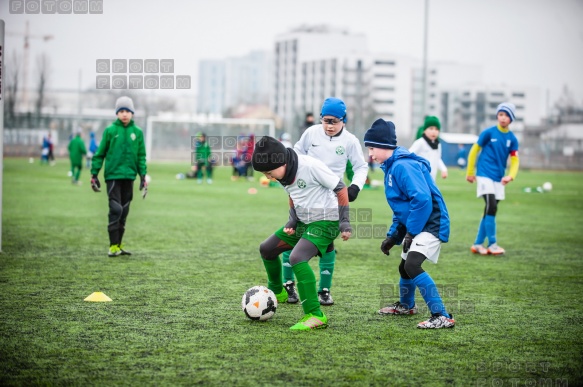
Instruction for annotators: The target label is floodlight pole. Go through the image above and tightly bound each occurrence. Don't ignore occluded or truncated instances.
[0,20,5,252]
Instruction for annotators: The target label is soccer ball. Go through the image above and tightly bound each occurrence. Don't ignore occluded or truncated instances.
[145,174,152,184]
[242,285,277,321]
[542,182,552,192]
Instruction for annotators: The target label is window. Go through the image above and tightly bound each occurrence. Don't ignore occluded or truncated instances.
[374,74,395,78]
[512,92,525,98]
[375,60,395,66]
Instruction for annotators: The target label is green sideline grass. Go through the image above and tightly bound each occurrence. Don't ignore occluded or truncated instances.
[1,158,582,386]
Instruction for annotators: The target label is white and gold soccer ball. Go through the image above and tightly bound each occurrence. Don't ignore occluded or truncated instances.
[542,182,552,192]
[242,286,277,321]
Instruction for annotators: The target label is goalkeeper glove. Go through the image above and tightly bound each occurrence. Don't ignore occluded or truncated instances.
[347,184,360,202]
[402,233,414,253]
[380,237,396,255]
[90,175,101,193]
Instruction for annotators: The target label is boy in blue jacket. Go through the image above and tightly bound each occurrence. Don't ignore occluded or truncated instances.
[364,118,455,329]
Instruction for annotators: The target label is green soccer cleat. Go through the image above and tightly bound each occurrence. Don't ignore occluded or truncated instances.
[274,289,288,304]
[108,244,122,257]
[289,313,328,331]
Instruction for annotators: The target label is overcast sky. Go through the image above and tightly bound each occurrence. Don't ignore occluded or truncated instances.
[3,0,583,106]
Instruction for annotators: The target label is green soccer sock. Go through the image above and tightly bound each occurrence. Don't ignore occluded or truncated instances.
[292,261,322,317]
[262,257,283,295]
[74,166,82,182]
[318,250,336,292]
[282,251,295,282]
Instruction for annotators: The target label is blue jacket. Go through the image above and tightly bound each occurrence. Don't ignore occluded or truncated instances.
[380,147,450,243]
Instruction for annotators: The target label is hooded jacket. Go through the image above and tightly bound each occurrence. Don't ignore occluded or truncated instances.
[380,146,449,243]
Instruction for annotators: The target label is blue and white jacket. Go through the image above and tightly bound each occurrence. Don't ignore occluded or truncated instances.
[381,147,450,243]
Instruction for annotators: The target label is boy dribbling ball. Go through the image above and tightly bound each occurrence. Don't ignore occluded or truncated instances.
[252,136,352,330]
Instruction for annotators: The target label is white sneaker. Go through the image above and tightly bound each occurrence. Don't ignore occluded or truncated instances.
[488,244,505,255]
[471,244,489,255]
[417,314,455,329]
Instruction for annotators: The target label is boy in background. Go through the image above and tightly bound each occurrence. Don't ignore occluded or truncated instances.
[408,116,448,182]
[466,102,519,256]
[86,131,99,168]
[193,132,213,184]
[68,131,87,185]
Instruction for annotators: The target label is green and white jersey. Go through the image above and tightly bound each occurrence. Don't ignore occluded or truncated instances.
[284,153,341,224]
[294,124,368,189]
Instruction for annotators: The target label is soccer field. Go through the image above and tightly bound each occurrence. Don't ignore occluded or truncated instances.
[1,158,582,386]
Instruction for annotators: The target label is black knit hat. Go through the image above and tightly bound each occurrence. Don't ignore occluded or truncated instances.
[364,119,397,149]
[252,136,287,172]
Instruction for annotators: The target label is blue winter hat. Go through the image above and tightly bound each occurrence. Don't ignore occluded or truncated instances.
[364,119,397,150]
[497,102,516,123]
[321,97,347,122]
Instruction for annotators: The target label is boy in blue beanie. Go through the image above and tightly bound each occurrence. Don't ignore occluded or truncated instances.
[365,118,455,329]
[281,97,368,306]
[466,102,519,256]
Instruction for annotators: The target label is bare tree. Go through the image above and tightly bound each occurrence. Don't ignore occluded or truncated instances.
[35,53,51,126]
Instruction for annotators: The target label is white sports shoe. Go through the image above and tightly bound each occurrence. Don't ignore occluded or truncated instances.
[417,314,455,329]
[487,244,505,255]
[471,244,489,255]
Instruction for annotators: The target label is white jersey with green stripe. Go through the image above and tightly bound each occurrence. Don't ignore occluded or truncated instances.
[283,153,341,224]
[294,124,368,189]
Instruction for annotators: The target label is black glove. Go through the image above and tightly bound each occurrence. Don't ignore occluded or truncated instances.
[347,184,360,202]
[403,233,414,253]
[380,237,396,255]
[90,175,101,192]
[139,175,147,191]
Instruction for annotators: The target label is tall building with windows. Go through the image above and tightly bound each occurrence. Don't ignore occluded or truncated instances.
[269,25,542,142]
[412,62,483,131]
[437,85,542,135]
[198,60,226,115]
[198,51,272,115]
[273,25,370,139]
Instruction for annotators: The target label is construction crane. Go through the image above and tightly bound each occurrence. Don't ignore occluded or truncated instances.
[7,20,54,111]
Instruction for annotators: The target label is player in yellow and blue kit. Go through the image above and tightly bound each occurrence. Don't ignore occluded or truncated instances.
[466,102,519,256]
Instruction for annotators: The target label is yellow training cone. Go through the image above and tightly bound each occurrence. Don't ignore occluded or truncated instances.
[84,292,112,302]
